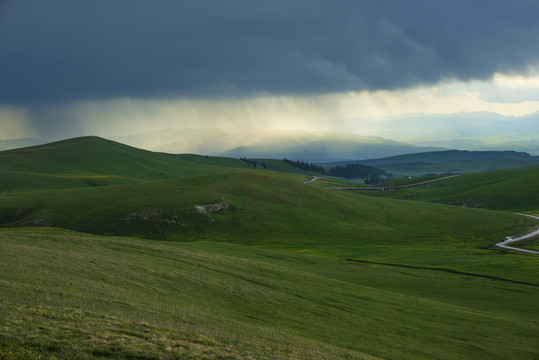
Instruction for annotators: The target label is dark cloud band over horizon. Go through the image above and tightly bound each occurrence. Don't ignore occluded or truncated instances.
[1,0,539,106]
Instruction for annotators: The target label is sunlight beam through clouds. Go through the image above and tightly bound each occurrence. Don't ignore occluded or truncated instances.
[1,0,539,148]
[346,73,539,119]
[22,72,539,142]
[0,106,36,140]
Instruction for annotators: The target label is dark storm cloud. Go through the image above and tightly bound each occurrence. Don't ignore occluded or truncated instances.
[1,0,539,105]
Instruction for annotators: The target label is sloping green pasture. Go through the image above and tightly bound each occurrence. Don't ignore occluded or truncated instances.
[1,138,538,359]
[0,171,532,249]
[357,166,539,212]
[375,159,539,177]
[1,228,538,360]
[0,137,317,194]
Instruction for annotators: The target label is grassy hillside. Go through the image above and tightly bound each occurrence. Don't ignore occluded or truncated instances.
[375,159,539,177]
[2,137,539,359]
[0,137,317,193]
[323,150,539,177]
[379,175,446,187]
[1,228,538,360]
[359,166,539,212]
[0,170,533,249]
[0,137,232,192]
[0,136,194,177]
[360,149,538,165]
[176,155,320,175]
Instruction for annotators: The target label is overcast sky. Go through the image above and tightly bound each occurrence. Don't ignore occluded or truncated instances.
[1,0,539,141]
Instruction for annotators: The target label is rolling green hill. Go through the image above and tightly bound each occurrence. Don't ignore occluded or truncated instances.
[376,159,539,177]
[0,170,533,249]
[1,228,538,360]
[323,150,539,177]
[176,154,320,175]
[1,137,538,360]
[363,166,539,212]
[0,137,315,193]
[0,136,231,192]
[360,149,538,165]
[0,136,195,177]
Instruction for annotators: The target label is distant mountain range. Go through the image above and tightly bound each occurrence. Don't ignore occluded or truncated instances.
[222,138,444,162]
[361,111,539,155]
[110,129,445,162]
[2,136,537,183]
[1,111,537,160]
[111,112,539,159]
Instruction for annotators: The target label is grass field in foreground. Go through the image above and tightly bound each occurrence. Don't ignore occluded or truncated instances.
[1,228,538,360]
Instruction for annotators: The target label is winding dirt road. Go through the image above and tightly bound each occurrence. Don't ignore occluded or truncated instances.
[327,175,460,191]
[303,176,319,184]
[495,213,539,254]
[314,174,538,254]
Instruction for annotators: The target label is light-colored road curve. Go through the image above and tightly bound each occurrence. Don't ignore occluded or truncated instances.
[495,213,539,254]
[327,175,460,191]
[303,176,319,184]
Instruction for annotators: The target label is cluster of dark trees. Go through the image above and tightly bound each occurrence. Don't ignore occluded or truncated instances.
[328,163,390,180]
[283,159,326,174]
[284,159,392,183]
[240,157,268,170]
[239,157,392,184]
[422,172,457,177]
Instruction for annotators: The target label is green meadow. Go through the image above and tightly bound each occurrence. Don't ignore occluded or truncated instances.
[362,166,539,212]
[375,159,539,177]
[351,150,539,177]
[1,228,538,360]
[357,166,539,252]
[0,137,309,194]
[1,137,538,359]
